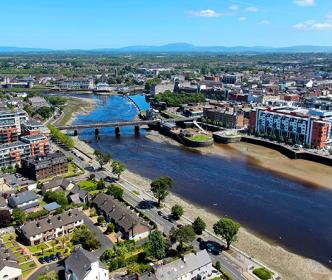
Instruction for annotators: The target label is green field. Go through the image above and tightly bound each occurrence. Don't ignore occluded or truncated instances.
[188,134,213,142]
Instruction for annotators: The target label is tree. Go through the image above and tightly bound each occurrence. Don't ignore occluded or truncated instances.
[97,215,106,225]
[105,223,115,234]
[107,184,124,200]
[12,208,26,225]
[0,210,11,227]
[72,225,101,251]
[94,150,111,169]
[192,216,206,235]
[171,204,184,220]
[97,178,106,190]
[150,176,174,207]
[213,218,240,250]
[111,161,126,180]
[44,191,68,206]
[148,230,167,260]
[171,225,196,251]
[215,261,221,272]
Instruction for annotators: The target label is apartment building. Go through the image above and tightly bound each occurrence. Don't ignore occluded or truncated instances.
[21,151,68,180]
[58,79,94,90]
[20,134,49,156]
[21,120,50,137]
[203,106,245,129]
[0,141,31,167]
[0,111,28,144]
[249,107,332,148]
[19,209,84,245]
[150,82,174,96]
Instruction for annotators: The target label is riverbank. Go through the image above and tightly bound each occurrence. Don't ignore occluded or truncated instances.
[55,96,96,126]
[72,135,332,280]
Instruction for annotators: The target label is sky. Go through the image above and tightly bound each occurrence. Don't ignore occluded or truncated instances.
[0,0,332,49]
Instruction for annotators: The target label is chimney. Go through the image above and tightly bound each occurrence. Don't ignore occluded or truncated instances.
[47,218,52,224]
[68,211,72,216]
[57,216,62,221]
[36,222,40,228]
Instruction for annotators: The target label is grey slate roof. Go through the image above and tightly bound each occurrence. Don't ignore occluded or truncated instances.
[43,176,71,192]
[155,250,212,280]
[20,209,84,238]
[69,186,91,202]
[0,242,21,271]
[23,152,67,171]
[8,191,39,208]
[65,246,105,280]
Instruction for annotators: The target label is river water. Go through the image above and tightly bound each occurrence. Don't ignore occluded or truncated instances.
[74,94,332,268]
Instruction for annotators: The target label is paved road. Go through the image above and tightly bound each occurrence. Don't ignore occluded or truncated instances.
[28,262,64,280]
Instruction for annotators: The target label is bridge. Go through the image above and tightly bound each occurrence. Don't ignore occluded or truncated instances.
[56,117,199,135]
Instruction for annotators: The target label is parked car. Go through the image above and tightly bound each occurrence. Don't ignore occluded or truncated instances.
[56,252,64,259]
[38,257,46,264]
[44,256,52,263]
[50,254,58,262]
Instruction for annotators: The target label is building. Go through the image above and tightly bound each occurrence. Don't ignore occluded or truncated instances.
[0,111,29,144]
[92,193,150,241]
[20,134,49,156]
[21,152,68,180]
[0,141,31,168]
[19,209,84,245]
[8,191,39,211]
[68,186,92,204]
[42,176,74,195]
[203,107,245,129]
[0,243,22,280]
[249,107,332,148]
[141,250,214,280]
[59,79,94,90]
[28,96,49,109]
[65,246,109,280]
[150,82,174,96]
[21,120,50,137]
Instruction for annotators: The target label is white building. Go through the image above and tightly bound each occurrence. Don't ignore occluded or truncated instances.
[0,249,22,280]
[65,246,109,280]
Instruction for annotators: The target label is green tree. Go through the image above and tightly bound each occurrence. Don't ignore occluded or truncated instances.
[97,215,106,225]
[97,178,106,190]
[192,216,206,235]
[171,204,184,220]
[106,184,124,200]
[148,230,167,260]
[44,191,68,206]
[94,150,111,169]
[171,225,196,251]
[105,223,115,234]
[111,160,126,180]
[12,208,26,225]
[72,225,101,251]
[213,218,240,250]
[150,176,174,207]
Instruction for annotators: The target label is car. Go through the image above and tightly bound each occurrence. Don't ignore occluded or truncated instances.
[157,211,163,216]
[38,257,46,264]
[44,256,52,263]
[56,252,64,259]
[50,254,58,261]
[176,224,183,228]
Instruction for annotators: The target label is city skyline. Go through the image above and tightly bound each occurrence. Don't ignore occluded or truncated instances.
[1,0,332,49]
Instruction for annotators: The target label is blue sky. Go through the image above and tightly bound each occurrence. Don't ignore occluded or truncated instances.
[1,0,331,49]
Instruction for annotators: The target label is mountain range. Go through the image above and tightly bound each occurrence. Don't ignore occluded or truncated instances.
[1,43,332,53]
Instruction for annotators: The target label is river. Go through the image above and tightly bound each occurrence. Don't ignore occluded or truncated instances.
[73,93,332,268]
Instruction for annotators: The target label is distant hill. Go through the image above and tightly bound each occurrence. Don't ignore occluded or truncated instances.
[1,43,332,54]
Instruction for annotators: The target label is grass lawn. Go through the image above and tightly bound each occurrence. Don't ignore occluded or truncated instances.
[4,241,14,249]
[63,162,84,178]
[19,261,36,271]
[188,134,213,141]
[78,180,97,192]
[17,255,30,263]
[27,243,48,254]
[1,233,16,243]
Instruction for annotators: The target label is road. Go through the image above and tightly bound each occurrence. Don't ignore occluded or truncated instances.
[28,262,64,280]
[50,140,248,280]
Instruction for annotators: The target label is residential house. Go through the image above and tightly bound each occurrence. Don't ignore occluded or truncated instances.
[65,246,109,280]
[0,243,22,280]
[68,186,92,204]
[42,176,74,195]
[92,193,150,241]
[8,191,39,212]
[141,250,214,280]
[19,209,84,245]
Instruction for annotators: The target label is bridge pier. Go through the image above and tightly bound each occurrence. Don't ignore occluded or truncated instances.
[115,127,120,136]
[95,128,100,136]
[74,130,78,136]
[134,125,140,136]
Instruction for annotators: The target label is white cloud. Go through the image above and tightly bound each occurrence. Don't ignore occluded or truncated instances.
[259,20,270,25]
[293,20,332,31]
[294,0,315,6]
[188,9,228,18]
[239,17,247,21]
[245,6,259,12]
[229,5,239,11]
